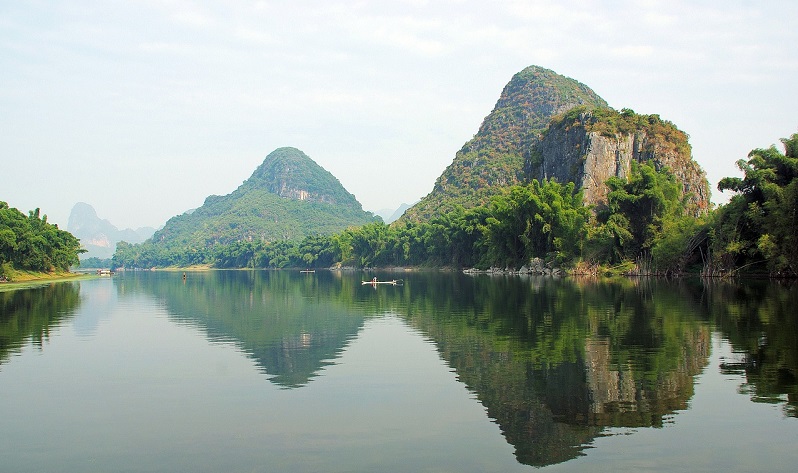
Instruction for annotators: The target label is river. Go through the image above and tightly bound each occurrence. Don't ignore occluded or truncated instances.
[1,270,796,472]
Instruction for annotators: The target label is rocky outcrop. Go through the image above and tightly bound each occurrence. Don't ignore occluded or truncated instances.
[246,147,360,208]
[401,66,608,222]
[531,108,710,216]
[402,65,711,223]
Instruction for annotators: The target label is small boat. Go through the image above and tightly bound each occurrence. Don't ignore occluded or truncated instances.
[300,269,315,273]
[361,278,403,286]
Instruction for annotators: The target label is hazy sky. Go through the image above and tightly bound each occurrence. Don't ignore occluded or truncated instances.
[2,1,796,230]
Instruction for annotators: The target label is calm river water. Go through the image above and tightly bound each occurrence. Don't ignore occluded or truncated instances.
[1,271,796,472]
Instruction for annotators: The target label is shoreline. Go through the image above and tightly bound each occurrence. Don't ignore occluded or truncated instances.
[0,271,95,291]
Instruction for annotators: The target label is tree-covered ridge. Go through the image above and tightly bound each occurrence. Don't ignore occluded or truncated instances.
[1,202,84,279]
[113,164,693,274]
[153,189,375,247]
[402,66,608,222]
[112,131,797,278]
[242,147,363,208]
[141,147,377,252]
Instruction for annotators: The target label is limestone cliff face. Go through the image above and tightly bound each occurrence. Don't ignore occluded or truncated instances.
[401,66,712,223]
[531,110,710,215]
[401,65,608,222]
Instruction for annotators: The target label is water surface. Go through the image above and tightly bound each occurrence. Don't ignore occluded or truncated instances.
[1,271,796,472]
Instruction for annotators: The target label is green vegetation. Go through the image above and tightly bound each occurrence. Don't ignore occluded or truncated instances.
[151,148,377,250]
[111,166,692,274]
[78,256,112,268]
[1,202,84,281]
[110,147,378,268]
[711,132,798,276]
[549,106,692,159]
[481,180,589,267]
[588,161,690,266]
[403,66,608,222]
[111,131,797,278]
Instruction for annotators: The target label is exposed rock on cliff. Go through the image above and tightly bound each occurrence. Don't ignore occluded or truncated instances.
[401,65,711,223]
[531,107,710,215]
[244,147,361,208]
[402,65,608,222]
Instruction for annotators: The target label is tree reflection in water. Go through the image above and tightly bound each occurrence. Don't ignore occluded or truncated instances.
[120,270,796,467]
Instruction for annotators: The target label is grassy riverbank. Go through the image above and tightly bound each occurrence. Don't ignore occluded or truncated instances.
[0,270,92,292]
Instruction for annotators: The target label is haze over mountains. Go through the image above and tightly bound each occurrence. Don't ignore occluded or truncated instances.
[69,149,408,261]
[374,203,413,224]
[67,202,155,259]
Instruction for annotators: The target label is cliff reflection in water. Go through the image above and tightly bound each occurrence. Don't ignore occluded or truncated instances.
[118,270,797,468]
[398,275,712,466]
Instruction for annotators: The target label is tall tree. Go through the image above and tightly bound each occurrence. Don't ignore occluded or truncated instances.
[715,132,798,275]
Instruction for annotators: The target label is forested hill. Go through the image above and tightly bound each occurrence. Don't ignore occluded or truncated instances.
[402,65,608,221]
[147,147,377,248]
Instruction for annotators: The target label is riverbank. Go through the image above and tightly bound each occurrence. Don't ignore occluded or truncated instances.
[0,270,92,292]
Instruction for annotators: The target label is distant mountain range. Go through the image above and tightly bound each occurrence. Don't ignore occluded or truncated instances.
[148,147,378,248]
[67,202,156,259]
[373,203,413,224]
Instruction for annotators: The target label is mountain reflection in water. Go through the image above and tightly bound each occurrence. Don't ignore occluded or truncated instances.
[109,271,797,468]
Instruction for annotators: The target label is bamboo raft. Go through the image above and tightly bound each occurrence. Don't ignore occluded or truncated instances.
[361,279,403,286]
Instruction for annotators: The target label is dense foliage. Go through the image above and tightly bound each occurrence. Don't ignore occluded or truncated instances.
[481,180,589,267]
[112,169,691,273]
[0,202,84,278]
[78,256,112,268]
[711,133,798,276]
[588,161,689,266]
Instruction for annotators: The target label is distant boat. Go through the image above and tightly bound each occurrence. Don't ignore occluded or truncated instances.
[361,278,403,286]
[300,269,315,273]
